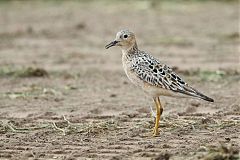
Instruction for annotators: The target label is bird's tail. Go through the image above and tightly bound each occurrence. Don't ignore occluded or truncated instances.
[181,85,214,102]
[195,91,214,102]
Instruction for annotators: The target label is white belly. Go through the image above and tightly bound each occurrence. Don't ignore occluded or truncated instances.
[123,64,143,87]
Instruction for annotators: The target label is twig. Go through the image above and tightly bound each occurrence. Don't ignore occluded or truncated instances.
[63,115,77,129]
[52,122,66,135]
[5,122,29,133]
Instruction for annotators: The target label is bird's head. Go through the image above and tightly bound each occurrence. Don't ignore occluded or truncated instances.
[105,29,137,50]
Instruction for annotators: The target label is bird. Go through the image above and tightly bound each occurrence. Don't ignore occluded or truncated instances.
[105,29,214,136]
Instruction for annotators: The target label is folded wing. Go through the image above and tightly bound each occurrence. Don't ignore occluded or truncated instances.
[130,51,214,102]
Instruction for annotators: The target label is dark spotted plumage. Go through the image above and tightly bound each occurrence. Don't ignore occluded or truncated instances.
[126,50,214,102]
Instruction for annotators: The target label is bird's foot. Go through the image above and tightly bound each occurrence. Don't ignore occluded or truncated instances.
[152,127,160,137]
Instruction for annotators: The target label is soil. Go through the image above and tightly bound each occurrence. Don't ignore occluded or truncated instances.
[0,1,239,160]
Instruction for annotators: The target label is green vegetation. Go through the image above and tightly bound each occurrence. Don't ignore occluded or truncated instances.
[1,116,120,136]
[3,84,62,100]
[0,66,48,78]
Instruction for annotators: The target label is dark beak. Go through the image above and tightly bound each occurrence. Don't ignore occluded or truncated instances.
[105,40,118,49]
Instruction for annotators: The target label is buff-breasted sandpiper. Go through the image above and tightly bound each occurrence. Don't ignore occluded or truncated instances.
[105,29,214,136]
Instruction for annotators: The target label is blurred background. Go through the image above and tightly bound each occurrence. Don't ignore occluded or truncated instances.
[0,0,238,71]
[0,0,239,159]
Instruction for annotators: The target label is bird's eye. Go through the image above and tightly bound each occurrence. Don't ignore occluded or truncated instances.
[123,34,128,39]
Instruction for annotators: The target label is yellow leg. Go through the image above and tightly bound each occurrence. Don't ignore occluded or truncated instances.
[157,97,163,117]
[153,97,163,136]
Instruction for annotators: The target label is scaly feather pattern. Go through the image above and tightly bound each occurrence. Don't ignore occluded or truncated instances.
[127,50,213,102]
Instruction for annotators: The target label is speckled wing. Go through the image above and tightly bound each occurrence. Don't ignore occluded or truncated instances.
[130,51,214,102]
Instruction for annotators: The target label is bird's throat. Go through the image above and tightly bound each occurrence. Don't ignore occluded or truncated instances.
[122,42,138,55]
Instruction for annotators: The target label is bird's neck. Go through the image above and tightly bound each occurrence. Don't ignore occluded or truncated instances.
[121,42,139,62]
[121,42,138,55]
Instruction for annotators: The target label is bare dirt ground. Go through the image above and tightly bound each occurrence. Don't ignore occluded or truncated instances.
[0,1,239,160]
